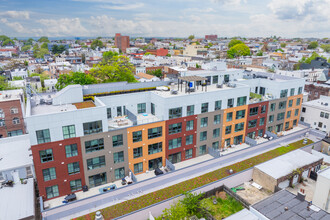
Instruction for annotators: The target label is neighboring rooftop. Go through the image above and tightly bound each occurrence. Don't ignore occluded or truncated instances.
[73,101,96,109]
[224,209,258,220]
[318,166,330,180]
[303,95,330,110]
[0,89,23,102]
[245,71,300,81]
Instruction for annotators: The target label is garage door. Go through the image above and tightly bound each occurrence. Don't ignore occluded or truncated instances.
[278,179,290,189]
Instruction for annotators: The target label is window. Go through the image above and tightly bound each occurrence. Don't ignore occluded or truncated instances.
[279,101,286,110]
[83,121,102,135]
[7,129,23,137]
[212,141,219,149]
[133,131,142,142]
[286,111,291,119]
[201,103,209,113]
[247,131,256,139]
[259,118,265,126]
[213,128,220,138]
[65,144,78,158]
[248,119,257,128]
[12,117,20,125]
[36,129,51,144]
[237,96,247,106]
[0,119,4,127]
[115,167,125,180]
[186,135,193,145]
[185,149,193,159]
[112,134,123,147]
[227,98,234,108]
[301,117,304,122]
[148,142,162,155]
[137,103,146,114]
[302,107,306,113]
[214,114,221,124]
[85,139,104,153]
[261,105,266,114]
[298,87,303,95]
[148,158,162,171]
[325,113,329,119]
[169,123,182,134]
[68,162,80,175]
[113,151,124,164]
[285,122,290,130]
[10,107,18,114]
[187,105,194,116]
[169,107,182,119]
[213,75,218,84]
[249,107,258,116]
[117,106,122,116]
[260,87,266,96]
[235,122,244,132]
[225,125,232,134]
[226,112,233,122]
[200,117,208,127]
[62,125,76,139]
[293,119,297,126]
[269,115,274,123]
[169,138,182,150]
[280,89,288,98]
[39,149,53,163]
[43,167,56,181]
[318,122,323,128]
[107,108,112,119]
[288,100,293,108]
[236,110,245,119]
[296,98,301,106]
[277,112,285,121]
[133,147,143,158]
[233,135,243,145]
[0,109,4,118]
[134,162,143,174]
[267,126,273,132]
[199,145,207,155]
[70,179,82,192]
[295,109,299,116]
[148,127,162,139]
[270,103,276,112]
[87,156,106,170]
[89,173,107,187]
[215,100,222,110]
[258,129,263,137]
[200,131,207,141]
[290,88,295,96]
[46,185,59,199]
[224,138,231,147]
[151,103,155,115]
[186,120,194,131]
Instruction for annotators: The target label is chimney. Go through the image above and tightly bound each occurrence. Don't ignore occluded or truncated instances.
[297,188,306,201]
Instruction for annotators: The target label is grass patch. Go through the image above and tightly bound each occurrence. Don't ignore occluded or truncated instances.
[250,92,262,99]
[74,139,313,220]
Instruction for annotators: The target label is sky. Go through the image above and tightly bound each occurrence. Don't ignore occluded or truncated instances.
[0,0,329,38]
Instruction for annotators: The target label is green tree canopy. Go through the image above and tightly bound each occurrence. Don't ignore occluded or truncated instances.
[227,43,250,58]
[299,52,326,64]
[103,51,119,61]
[320,44,330,53]
[280,43,287,48]
[41,42,48,49]
[2,39,14,46]
[55,72,97,90]
[256,51,263,56]
[51,44,67,54]
[0,76,17,90]
[91,39,104,50]
[228,39,243,48]
[21,45,31,52]
[307,41,318,49]
[33,44,49,59]
[188,35,195,40]
[147,69,162,78]
[0,35,10,42]
[25,38,34,45]
[38,36,49,43]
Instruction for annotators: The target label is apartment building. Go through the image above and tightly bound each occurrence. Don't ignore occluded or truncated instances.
[27,71,305,200]
[115,33,130,53]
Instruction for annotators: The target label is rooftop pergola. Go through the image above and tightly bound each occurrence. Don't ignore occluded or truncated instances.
[177,75,208,93]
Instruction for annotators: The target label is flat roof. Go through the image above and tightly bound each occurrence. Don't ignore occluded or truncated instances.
[0,89,23,102]
[303,95,330,110]
[255,150,322,179]
[252,190,329,220]
[0,134,33,172]
[224,209,258,220]
[0,178,35,220]
[318,166,330,179]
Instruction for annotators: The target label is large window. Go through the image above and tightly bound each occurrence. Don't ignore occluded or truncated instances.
[46,185,59,199]
[296,98,301,106]
[148,142,163,155]
[214,114,221,124]
[43,167,56,181]
[185,149,193,159]
[200,131,207,141]
[134,162,143,174]
[68,162,80,175]
[269,115,274,123]
[234,135,243,145]
[169,138,182,150]
[133,147,143,158]
[288,100,293,108]
[200,117,208,127]
[215,100,222,110]
[137,103,146,114]
[89,173,106,187]
[151,103,155,115]
[259,117,265,126]
[298,87,303,95]
[36,129,51,144]
[213,128,220,138]
[213,75,218,84]
[169,123,182,134]
[236,110,245,119]
[62,125,76,139]
[248,119,257,128]
[65,144,78,158]
[148,158,162,171]
[249,107,258,116]
[7,129,23,137]
[187,105,194,116]
[133,131,142,142]
[70,179,82,192]
[290,88,295,96]
[277,112,285,121]
[235,122,244,132]
[295,109,299,116]
[169,107,182,119]
[107,108,112,119]
[227,98,234,108]
[212,141,219,149]
[115,167,125,180]
[87,156,105,170]
[112,134,123,147]
[186,120,194,131]
[270,103,276,112]
[201,103,209,113]
[186,135,193,145]
[279,101,286,110]
[280,89,288,98]
[225,125,232,134]
[113,151,124,164]
[237,96,247,106]
[199,145,207,155]
[85,139,104,153]
[286,111,291,119]
[39,149,53,163]
[226,112,233,122]
[83,121,102,135]
[148,127,162,139]
[261,105,266,114]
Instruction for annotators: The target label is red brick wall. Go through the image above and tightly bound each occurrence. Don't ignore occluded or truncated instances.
[245,101,269,138]
[0,99,25,138]
[31,137,86,200]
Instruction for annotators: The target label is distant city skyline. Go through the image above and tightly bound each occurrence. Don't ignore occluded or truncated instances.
[0,0,329,38]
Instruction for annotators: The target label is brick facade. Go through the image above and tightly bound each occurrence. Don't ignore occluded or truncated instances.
[0,99,25,138]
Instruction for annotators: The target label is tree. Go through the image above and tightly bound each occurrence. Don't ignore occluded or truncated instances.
[320,44,330,52]
[33,44,49,59]
[51,44,66,54]
[0,76,16,90]
[55,72,97,90]
[102,51,119,61]
[228,39,243,48]
[91,39,103,50]
[2,38,14,46]
[227,43,250,58]
[280,43,287,48]
[13,76,23,81]
[0,35,10,41]
[307,41,318,49]
[38,36,49,43]
[21,45,31,52]
[30,72,50,88]
[181,192,204,216]
[188,35,195,40]
[147,69,162,78]
[41,42,48,50]
[256,51,263,56]
[299,52,326,64]
[25,38,34,45]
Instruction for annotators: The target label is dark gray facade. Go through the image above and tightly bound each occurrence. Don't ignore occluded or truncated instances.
[266,97,288,133]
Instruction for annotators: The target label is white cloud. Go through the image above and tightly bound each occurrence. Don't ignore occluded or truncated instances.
[101,3,144,10]
[37,18,88,37]
[0,11,30,19]
[210,0,247,6]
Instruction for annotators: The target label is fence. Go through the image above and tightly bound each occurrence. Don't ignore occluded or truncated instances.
[208,147,221,158]
[223,185,251,209]
[265,131,278,139]
[245,136,257,146]
[299,121,311,128]
[309,129,327,139]
[166,159,175,171]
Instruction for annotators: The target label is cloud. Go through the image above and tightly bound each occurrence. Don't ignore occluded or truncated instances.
[101,3,144,10]
[210,0,247,6]
[37,18,88,37]
[0,11,30,19]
